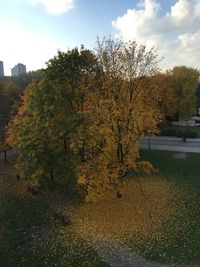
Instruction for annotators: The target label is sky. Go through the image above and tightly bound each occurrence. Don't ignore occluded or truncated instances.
[0,0,200,75]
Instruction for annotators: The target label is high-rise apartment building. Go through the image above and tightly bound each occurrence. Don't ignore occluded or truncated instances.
[0,61,4,77]
[11,63,26,76]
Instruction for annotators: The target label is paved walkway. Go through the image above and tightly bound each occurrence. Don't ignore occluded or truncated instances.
[140,136,200,153]
[95,240,198,267]
[1,138,200,160]
[0,150,16,160]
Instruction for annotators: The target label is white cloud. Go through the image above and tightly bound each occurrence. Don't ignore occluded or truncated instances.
[25,0,75,14]
[112,0,200,70]
[0,19,67,75]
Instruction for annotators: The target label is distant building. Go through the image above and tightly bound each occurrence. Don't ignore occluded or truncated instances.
[11,63,26,76]
[0,61,4,77]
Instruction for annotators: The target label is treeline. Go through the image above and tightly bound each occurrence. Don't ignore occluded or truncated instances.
[0,70,44,152]
[4,38,200,202]
[1,69,44,88]
[156,67,200,121]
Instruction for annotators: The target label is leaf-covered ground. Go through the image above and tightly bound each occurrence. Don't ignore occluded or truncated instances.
[0,175,109,267]
[136,150,200,265]
[67,151,200,266]
[0,150,199,266]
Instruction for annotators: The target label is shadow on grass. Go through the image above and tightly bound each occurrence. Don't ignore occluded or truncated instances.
[0,175,109,267]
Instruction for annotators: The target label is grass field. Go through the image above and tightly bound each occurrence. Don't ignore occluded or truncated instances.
[133,149,200,265]
[0,150,199,266]
[140,149,200,194]
[0,176,109,267]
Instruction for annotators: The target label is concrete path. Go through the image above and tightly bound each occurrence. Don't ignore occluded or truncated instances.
[0,150,16,160]
[140,136,200,153]
[1,137,200,159]
[95,240,198,267]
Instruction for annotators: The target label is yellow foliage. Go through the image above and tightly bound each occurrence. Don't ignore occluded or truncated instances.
[7,40,162,201]
[77,174,87,185]
[136,161,156,174]
[75,39,161,201]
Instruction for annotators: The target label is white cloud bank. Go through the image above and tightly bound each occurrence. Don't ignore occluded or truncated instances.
[25,0,75,14]
[0,19,67,75]
[112,0,200,69]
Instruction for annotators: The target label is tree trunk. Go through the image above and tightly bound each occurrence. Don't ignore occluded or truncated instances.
[4,150,7,163]
[116,190,122,198]
[49,170,55,184]
[80,140,85,162]
[64,139,67,154]
[148,136,151,150]
[117,143,123,164]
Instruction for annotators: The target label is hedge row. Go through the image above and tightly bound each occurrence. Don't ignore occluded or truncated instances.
[160,127,198,138]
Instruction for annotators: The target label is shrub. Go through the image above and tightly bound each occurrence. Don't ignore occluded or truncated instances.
[160,127,198,138]
[182,129,197,138]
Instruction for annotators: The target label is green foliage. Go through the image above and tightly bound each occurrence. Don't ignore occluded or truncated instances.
[0,80,22,151]
[0,69,44,89]
[160,126,198,138]
[0,80,21,126]
[0,71,44,151]
[45,48,97,85]
[8,40,162,200]
[8,80,78,191]
[167,66,200,119]
[152,73,178,118]
[7,47,97,193]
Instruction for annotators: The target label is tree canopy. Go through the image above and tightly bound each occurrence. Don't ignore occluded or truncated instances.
[8,39,162,201]
[167,66,200,120]
[75,38,161,201]
[0,80,21,152]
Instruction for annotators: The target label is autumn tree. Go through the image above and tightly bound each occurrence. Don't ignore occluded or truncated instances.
[167,66,200,120]
[7,80,74,188]
[152,73,178,120]
[0,81,21,159]
[7,48,97,190]
[0,80,21,126]
[76,38,161,202]
[196,83,200,114]
[7,40,161,201]
[9,69,44,89]
[45,47,98,162]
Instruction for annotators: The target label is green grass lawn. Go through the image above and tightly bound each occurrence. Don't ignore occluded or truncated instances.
[1,151,200,266]
[0,176,110,267]
[140,149,200,194]
[131,149,200,266]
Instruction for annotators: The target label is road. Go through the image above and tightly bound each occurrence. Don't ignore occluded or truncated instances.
[140,136,200,153]
[1,137,200,161]
[0,150,17,160]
